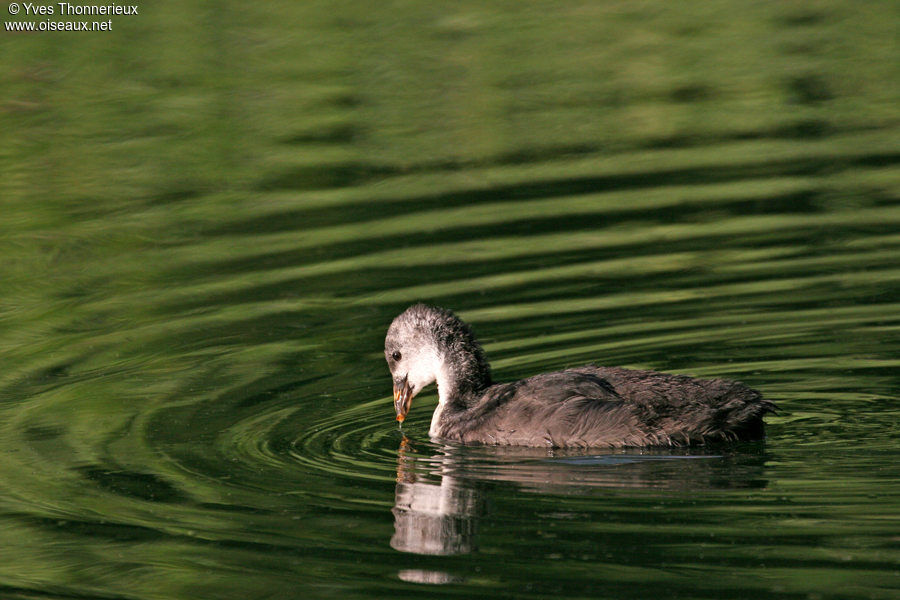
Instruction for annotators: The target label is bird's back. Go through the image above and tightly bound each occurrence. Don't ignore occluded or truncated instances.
[440,366,774,448]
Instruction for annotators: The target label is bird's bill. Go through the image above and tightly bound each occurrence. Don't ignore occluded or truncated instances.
[393,377,413,422]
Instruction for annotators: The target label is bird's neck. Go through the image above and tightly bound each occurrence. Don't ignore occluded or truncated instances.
[429,346,491,437]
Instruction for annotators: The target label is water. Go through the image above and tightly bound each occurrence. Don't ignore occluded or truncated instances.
[2,2,899,598]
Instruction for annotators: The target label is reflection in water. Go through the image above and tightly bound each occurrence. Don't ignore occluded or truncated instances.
[391,437,770,559]
[391,437,483,557]
[397,569,465,585]
[477,445,771,493]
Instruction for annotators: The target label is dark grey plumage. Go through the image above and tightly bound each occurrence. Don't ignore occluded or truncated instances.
[385,304,775,448]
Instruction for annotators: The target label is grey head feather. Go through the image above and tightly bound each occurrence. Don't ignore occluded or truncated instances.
[385,304,492,406]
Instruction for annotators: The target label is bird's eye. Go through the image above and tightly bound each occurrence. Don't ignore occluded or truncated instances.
[392,351,402,361]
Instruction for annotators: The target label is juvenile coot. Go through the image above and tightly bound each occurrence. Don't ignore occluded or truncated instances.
[385,304,775,448]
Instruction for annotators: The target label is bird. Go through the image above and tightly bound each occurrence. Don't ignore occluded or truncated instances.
[385,304,775,448]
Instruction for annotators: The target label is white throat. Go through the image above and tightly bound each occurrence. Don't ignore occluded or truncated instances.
[429,363,454,438]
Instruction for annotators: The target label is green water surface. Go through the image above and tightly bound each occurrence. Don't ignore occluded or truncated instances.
[1,2,898,599]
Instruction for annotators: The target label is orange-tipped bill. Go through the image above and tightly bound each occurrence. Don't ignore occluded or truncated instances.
[393,377,413,422]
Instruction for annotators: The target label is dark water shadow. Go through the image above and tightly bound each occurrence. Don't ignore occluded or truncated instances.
[224,149,900,235]
[390,437,771,561]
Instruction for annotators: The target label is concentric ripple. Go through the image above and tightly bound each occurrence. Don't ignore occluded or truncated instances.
[286,398,405,482]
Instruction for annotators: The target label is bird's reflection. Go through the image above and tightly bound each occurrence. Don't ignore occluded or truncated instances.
[390,437,483,556]
[390,435,770,559]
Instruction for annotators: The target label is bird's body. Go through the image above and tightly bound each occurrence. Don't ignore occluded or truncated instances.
[385,304,774,448]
